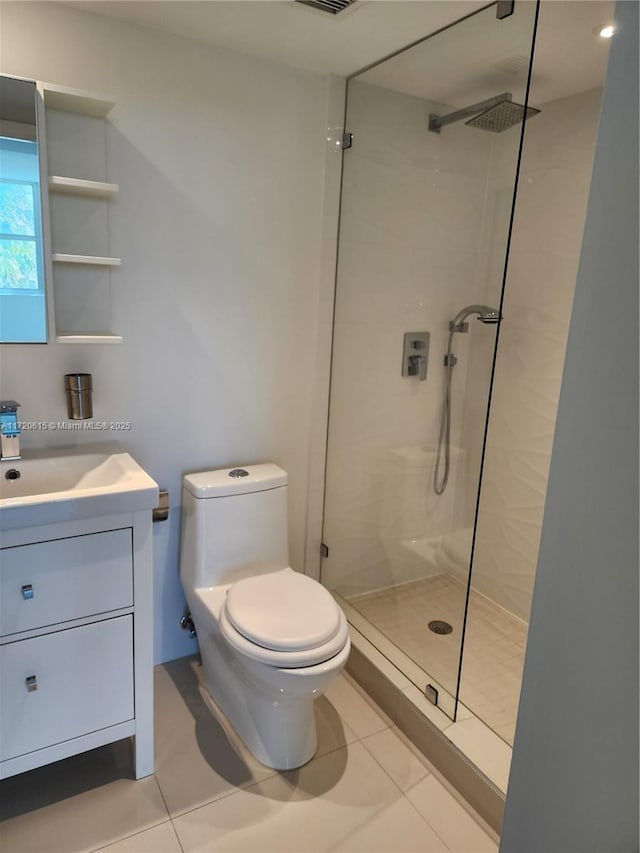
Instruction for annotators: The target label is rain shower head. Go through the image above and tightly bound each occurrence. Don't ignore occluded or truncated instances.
[451,304,502,331]
[429,92,540,134]
[466,98,540,133]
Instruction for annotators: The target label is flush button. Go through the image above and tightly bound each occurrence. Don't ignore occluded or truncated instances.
[229,468,249,478]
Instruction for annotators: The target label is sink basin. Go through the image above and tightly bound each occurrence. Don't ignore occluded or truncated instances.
[0,447,159,530]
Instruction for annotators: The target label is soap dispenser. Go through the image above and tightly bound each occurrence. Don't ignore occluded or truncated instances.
[0,400,21,460]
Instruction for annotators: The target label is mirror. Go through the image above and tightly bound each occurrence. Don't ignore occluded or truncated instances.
[0,76,48,343]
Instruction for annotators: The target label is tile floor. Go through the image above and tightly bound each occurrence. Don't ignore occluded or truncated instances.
[0,656,498,853]
[353,574,527,743]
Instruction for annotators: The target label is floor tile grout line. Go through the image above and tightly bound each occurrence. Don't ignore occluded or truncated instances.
[164,731,366,824]
[355,732,457,853]
[404,769,500,847]
[88,816,174,853]
[167,816,186,853]
[358,731,430,795]
[328,693,383,738]
[152,771,190,852]
[152,770,174,819]
[356,721,498,846]
[401,789,454,853]
[85,773,170,850]
[162,771,278,823]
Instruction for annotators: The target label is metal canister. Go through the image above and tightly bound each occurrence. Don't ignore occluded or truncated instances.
[64,373,93,420]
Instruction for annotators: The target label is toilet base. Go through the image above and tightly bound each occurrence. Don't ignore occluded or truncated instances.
[186,583,350,771]
[199,651,318,770]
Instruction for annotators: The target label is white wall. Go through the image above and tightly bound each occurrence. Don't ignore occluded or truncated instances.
[467,88,603,620]
[501,0,638,847]
[0,2,331,662]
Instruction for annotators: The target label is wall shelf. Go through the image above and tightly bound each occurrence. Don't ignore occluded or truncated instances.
[43,81,122,341]
[43,83,115,118]
[55,334,123,345]
[49,176,119,199]
[52,253,121,267]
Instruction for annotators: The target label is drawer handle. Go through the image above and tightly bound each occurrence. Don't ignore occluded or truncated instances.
[25,675,38,692]
[21,584,34,600]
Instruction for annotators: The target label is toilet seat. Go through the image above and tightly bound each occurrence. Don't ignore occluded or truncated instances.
[219,569,349,668]
[226,569,342,650]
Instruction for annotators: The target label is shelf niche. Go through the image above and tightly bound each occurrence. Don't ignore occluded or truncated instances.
[52,253,121,267]
[43,82,121,344]
[55,334,123,345]
[42,83,115,118]
[49,176,118,199]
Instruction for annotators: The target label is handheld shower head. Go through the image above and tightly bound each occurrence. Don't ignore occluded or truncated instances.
[451,304,502,331]
[435,303,502,496]
[478,309,501,325]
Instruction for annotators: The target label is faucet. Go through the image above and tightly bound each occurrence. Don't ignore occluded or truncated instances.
[0,401,21,460]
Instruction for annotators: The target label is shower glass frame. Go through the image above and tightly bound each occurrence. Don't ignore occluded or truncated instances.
[320,0,539,722]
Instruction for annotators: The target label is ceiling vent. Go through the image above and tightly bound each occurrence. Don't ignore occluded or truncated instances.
[491,54,531,78]
[295,0,359,15]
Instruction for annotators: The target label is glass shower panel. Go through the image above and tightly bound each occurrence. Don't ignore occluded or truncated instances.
[322,1,537,717]
[458,1,612,744]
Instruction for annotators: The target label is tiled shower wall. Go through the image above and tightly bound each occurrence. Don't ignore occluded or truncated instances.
[466,88,604,620]
[322,81,497,599]
[322,81,603,618]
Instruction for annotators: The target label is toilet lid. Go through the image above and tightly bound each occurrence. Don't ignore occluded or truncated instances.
[225,569,342,652]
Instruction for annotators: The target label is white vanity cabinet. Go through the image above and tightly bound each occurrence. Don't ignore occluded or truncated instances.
[0,511,154,780]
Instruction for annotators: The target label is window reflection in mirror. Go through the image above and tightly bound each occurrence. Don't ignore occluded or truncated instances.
[0,76,47,343]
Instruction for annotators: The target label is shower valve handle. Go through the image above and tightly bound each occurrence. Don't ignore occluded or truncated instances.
[408,354,427,381]
[402,332,430,381]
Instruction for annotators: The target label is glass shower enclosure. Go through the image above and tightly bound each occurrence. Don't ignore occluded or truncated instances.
[321,1,538,721]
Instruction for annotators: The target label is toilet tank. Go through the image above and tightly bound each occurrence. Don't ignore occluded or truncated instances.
[180,463,290,589]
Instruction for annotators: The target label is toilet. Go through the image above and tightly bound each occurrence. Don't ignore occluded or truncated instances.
[179,463,350,770]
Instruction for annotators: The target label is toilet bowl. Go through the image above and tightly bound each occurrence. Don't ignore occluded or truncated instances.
[179,464,350,770]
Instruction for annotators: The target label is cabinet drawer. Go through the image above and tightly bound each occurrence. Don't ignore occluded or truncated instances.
[0,616,134,761]
[0,529,132,636]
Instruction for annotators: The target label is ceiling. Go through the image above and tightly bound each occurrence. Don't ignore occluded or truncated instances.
[60,1,486,77]
[60,1,614,104]
[359,1,614,107]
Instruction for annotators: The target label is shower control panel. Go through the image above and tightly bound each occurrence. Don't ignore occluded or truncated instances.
[402,332,430,381]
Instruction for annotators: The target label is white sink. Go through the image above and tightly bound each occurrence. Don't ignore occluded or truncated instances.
[0,447,159,530]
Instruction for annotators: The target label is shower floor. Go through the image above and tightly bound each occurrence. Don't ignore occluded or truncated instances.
[351,573,527,744]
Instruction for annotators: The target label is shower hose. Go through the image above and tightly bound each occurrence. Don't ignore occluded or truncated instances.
[433,326,457,496]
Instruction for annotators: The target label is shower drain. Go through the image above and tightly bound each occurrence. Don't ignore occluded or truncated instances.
[428,620,453,635]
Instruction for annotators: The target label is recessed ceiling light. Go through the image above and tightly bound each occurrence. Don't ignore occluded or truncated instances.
[594,23,616,39]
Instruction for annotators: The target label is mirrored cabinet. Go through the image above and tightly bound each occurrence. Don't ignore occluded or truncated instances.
[0,77,48,343]
[0,75,123,344]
